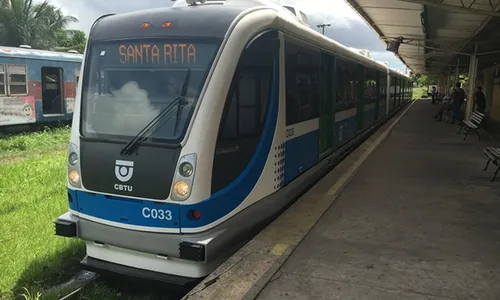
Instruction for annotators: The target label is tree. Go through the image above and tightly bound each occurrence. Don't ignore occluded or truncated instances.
[0,0,78,50]
[55,29,87,53]
[415,74,437,87]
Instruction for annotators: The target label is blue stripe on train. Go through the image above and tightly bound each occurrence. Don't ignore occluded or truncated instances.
[71,190,181,229]
[1,56,81,81]
[284,130,319,185]
[0,51,82,63]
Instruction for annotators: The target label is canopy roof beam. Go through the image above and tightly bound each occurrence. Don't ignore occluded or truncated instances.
[395,0,500,17]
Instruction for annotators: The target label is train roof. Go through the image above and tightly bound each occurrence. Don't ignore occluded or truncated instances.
[89,0,412,77]
[389,67,411,78]
[0,45,83,62]
[89,4,249,41]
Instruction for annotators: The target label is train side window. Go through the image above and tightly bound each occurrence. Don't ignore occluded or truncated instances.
[283,6,296,15]
[379,72,387,102]
[220,90,238,139]
[395,78,400,101]
[75,68,80,86]
[211,30,279,194]
[238,72,258,135]
[285,38,321,126]
[7,64,28,95]
[0,64,5,96]
[364,67,377,105]
[335,58,359,112]
[41,67,64,115]
[390,76,396,100]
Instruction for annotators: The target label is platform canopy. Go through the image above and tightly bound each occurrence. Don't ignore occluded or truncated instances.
[345,0,500,76]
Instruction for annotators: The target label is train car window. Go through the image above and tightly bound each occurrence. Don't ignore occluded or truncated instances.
[300,12,309,24]
[212,30,278,194]
[395,78,400,102]
[7,64,28,95]
[41,67,64,115]
[285,38,321,126]
[364,67,377,105]
[75,68,80,86]
[0,64,5,96]
[283,5,296,15]
[407,81,410,100]
[238,72,258,135]
[402,80,406,101]
[390,76,396,102]
[335,58,359,112]
[379,72,387,103]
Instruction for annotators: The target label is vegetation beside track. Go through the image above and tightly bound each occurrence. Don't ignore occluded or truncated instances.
[412,86,428,100]
[0,127,87,300]
[0,128,181,300]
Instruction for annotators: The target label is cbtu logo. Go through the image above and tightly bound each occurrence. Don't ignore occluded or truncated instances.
[115,160,134,182]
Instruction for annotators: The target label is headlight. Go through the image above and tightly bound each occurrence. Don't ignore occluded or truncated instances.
[68,152,78,166]
[171,153,197,201]
[68,169,80,185]
[173,181,190,198]
[179,162,194,177]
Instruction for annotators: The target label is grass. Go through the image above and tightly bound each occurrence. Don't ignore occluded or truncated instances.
[0,127,71,163]
[412,86,428,100]
[0,128,183,300]
[0,127,88,299]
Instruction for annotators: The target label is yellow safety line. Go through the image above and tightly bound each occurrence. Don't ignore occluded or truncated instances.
[270,244,289,256]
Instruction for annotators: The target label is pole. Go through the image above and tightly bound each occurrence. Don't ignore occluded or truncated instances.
[316,23,331,35]
[465,45,479,120]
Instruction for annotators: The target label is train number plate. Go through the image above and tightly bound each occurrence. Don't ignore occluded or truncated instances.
[142,207,173,220]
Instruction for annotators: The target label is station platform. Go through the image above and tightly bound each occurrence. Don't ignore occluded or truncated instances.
[184,99,500,300]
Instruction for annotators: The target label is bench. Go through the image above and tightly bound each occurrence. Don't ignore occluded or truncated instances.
[483,147,500,182]
[457,110,484,140]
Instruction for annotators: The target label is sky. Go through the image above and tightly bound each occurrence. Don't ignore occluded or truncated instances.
[39,0,407,71]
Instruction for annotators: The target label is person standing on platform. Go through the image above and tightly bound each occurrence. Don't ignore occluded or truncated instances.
[450,82,465,124]
[430,86,437,105]
[474,86,486,114]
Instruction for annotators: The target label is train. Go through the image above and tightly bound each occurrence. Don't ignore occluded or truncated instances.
[54,0,412,286]
[0,45,83,131]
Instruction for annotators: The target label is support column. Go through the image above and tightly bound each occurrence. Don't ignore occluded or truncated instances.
[446,66,452,96]
[439,74,445,93]
[466,54,478,120]
[455,58,460,84]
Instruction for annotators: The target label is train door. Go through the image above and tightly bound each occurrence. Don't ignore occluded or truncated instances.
[41,66,64,115]
[318,52,334,159]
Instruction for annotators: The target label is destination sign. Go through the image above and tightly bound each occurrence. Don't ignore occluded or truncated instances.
[92,40,219,69]
[118,43,197,65]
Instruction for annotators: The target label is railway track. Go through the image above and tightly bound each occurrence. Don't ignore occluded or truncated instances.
[51,269,190,300]
[45,270,98,300]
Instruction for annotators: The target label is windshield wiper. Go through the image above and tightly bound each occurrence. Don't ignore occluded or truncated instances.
[120,69,192,156]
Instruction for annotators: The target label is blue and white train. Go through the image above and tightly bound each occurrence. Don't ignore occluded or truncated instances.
[54,0,412,285]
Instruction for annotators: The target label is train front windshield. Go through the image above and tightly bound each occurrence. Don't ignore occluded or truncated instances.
[80,39,220,143]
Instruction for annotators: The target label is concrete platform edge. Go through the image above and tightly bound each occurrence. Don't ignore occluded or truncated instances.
[182,100,417,300]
